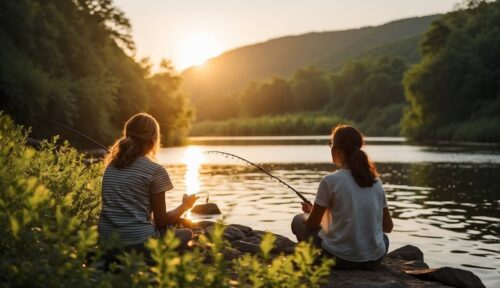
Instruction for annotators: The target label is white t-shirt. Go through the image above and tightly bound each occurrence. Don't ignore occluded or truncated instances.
[315,169,387,262]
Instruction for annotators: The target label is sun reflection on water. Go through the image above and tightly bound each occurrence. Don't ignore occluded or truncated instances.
[181,146,205,196]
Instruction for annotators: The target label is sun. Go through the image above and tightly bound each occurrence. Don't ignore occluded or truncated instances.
[177,33,222,70]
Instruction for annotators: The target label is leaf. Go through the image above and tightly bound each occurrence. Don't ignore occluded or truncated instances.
[10,216,19,239]
[259,232,275,260]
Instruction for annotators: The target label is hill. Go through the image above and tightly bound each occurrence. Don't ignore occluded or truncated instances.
[181,15,440,120]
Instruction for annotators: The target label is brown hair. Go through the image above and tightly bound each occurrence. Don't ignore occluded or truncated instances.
[105,113,160,169]
[330,125,378,187]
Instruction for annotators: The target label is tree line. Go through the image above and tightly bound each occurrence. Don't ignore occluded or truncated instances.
[0,0,193,146]
[196,56,407,136]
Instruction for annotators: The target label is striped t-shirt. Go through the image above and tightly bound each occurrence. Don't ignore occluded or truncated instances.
[98,156,173,245]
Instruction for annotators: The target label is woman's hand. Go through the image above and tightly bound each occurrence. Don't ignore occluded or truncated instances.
[182,194,197,209]
[302,202,313,213]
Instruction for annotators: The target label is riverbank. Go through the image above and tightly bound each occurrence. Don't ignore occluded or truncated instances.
[182,220,485,288]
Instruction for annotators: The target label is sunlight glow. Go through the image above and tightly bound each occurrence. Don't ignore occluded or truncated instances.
[181,146,205,196]
[177,32,222,70]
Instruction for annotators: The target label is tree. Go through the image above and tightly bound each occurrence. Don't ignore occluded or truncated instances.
[291,67,330,111]
[240,77,293,116]
[147,60,193,145]
[402,0,500,141]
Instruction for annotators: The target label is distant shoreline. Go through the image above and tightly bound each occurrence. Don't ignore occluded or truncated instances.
[186,135,500,147]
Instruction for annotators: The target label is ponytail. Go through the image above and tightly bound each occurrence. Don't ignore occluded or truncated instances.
[331,125,378,188]
[104,113,160,169]
[349,147,378,188]
[105,136,144,168]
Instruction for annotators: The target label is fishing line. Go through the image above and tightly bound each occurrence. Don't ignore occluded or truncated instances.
[204,150,312,204]
[32,117,110,152]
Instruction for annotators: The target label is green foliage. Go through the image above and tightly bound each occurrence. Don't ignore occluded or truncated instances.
[191,56,406,136]
[191,113,350,136]
[241,77,294,117]
[292,67,330,112]
[327,56,407,123]
[0,113,333,287]
[234,233,334,287]
[0,112,102,287]
[402,0,500,142]
[0,0,192,147]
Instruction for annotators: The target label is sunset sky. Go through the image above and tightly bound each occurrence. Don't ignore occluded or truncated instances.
[115,0,460,71]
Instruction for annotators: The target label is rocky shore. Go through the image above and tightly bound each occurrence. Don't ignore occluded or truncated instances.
[181,220,485,288]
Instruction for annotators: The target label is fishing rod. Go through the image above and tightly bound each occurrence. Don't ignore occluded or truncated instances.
[204,150,312,205]
[31,119,312,204]
[32,117,110,152]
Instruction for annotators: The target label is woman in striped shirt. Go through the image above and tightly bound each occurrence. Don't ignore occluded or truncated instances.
[98,113,196,260]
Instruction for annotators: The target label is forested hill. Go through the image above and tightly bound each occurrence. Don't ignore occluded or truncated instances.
[182,14,439,114]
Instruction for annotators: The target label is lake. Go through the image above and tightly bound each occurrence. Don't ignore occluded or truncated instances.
[157,136,500,287]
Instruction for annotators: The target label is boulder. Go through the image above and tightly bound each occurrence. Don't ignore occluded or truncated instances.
[336,280,407,288]
[403,260,429,269]
[222,246,242,260]
[248,230,266,239]
[228,224,253,236]
[231,240,261,254]
[387,245,424,262]
[223,226,246,241]
[272,235,297,254]
[241,237,261,245]
[404,267,485,288]
[191,203,221,215]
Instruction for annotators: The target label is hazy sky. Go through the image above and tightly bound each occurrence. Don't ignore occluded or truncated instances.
[114,0,460,71]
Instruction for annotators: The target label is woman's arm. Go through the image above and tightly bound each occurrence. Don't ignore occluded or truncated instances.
[382,207,393,233]
[302,202,327,229]
[151,193,196,228]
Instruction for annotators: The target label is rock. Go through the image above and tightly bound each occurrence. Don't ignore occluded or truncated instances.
[184,220,215,230]
[228,224,253,236]
[223,226,246,241]
[325,257,454,288]
[272,235,297,254]
[248,230,266,239]
[231,240,261,254]
[387,245,424,262]
[191,203,222,215]
[404,260,429,269]
[404,267,485,288]
[337,280,406,288]
[222,246,242,261]
[242,237,261,245]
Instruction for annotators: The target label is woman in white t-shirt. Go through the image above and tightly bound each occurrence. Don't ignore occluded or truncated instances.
[291,125,393,269]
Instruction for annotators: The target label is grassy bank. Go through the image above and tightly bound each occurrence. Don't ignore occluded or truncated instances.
[191,114,349,136]
[190,110,402,137]
[0,112,332,287]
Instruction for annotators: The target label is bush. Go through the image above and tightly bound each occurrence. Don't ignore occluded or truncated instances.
[0,112,333,287]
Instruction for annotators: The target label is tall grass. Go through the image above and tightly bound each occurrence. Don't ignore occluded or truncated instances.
[191,113,350,136]
[191,109,404,137]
